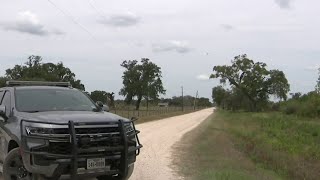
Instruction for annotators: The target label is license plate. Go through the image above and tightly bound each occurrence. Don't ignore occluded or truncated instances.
[87,158,105,170]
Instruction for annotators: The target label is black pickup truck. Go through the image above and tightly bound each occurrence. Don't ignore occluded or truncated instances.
[0,81,142,180]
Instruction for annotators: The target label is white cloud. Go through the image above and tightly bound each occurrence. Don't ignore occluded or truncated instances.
[196,74,210,80]
[99,12,140,27]
[50,29,65,35]
[305,65,320,71]
[221,24,235,31]
[1,11,64,36]
[274,0,294,9]
[152,41,193,53]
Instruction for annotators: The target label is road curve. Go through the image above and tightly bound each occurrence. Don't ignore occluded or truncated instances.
[129,108,213,180]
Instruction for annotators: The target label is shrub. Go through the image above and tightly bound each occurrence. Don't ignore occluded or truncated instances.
[283,101,299,115]
[281,92,320,118]
[271,102,281,111]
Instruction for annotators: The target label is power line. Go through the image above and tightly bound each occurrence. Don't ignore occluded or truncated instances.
[46,0,97,40]
[87,0,108,21]
[87,0,138,49]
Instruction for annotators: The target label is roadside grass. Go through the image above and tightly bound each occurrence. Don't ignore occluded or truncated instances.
[219,110,320,180]
[173,112,280,180]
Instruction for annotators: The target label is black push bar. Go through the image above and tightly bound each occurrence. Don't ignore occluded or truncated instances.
[20,119,142,180]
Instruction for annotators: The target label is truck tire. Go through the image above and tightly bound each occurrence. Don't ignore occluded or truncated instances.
[3,148,48,180]
[97,164,134,180]
[3,148,32,180]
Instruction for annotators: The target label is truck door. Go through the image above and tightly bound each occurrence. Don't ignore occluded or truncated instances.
[0,91,10,162]
[0,90,5,162]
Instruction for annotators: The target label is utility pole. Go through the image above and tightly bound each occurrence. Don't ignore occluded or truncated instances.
[147,83,149,111]
[181,86,184,111]
[193,90,198,110]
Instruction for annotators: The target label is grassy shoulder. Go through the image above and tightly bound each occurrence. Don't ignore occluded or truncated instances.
[221,111,320,180]
[173,111,280,180]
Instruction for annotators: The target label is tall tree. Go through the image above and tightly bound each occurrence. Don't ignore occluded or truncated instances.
[210,54,290,111]
[90,90,108,103]
[120,58,166,110]
[212,86,228,107]
[5,55,85,90]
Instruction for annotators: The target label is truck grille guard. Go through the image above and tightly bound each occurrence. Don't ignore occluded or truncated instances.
[20,119,142,179]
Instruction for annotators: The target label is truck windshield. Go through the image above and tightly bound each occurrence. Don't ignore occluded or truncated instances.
[15,88,98,112]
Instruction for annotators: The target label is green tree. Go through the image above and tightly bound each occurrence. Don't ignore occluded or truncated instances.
[120,58,166,110]
[212,86,228,107]
[0,77,9,88]
[5,55,85,90]
[90,90,108,103]
[290,92,302,99]
[210,54,290,111]
[197,97,212,107]
[212,86,252,111]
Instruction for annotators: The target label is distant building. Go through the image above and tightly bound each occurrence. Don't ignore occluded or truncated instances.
[158,102,169,107]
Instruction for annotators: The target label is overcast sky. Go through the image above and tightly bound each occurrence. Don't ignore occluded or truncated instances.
[0,0,319,99]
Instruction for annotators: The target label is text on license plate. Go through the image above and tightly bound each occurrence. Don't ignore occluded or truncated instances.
[87,158,105,169]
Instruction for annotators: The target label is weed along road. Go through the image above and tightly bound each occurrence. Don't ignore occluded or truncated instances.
[0,109,213,180]
[129,108,213,180]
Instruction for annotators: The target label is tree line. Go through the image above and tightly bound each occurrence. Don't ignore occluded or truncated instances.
[0,55,211,110]
[211,54,320,117]
[0,56,84,90]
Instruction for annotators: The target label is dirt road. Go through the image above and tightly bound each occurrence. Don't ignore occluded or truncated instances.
[129,108,213,180]
[0,108,213,180]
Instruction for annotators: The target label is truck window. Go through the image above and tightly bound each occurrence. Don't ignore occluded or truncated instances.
[1,91,11,117]
[0,91,4,102]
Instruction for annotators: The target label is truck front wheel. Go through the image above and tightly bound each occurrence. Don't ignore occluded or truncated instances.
[3,148,33,180]
[3,148,47,180]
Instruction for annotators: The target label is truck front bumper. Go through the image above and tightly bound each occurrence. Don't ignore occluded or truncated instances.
[20,119,142,179]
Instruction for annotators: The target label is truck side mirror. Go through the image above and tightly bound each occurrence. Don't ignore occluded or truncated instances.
[96,101,109,112]
[96,101,104,107]
[102,105,110,112]
[0,105,7,122]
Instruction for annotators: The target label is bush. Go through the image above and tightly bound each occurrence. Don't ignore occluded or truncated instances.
[283,101,299,115]
[270,102,281,111]
[281,92,320,118]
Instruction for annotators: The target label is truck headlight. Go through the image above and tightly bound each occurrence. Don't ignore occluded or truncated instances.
[26,126,54,136]
[124,122,134,134]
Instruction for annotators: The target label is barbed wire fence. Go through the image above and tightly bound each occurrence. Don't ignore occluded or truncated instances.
[109,106,201,119]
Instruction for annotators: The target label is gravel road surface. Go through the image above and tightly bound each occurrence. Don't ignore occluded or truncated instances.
[130,108,213,180]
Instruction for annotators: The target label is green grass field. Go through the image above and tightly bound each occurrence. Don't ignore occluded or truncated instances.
[174,110,320,180]
[222,110,320,180]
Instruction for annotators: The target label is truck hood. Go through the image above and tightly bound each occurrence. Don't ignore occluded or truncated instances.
[16,111,129,124]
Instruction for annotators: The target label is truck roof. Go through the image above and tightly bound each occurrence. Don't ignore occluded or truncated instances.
[0,86,75,92]
[14,86,75,90]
